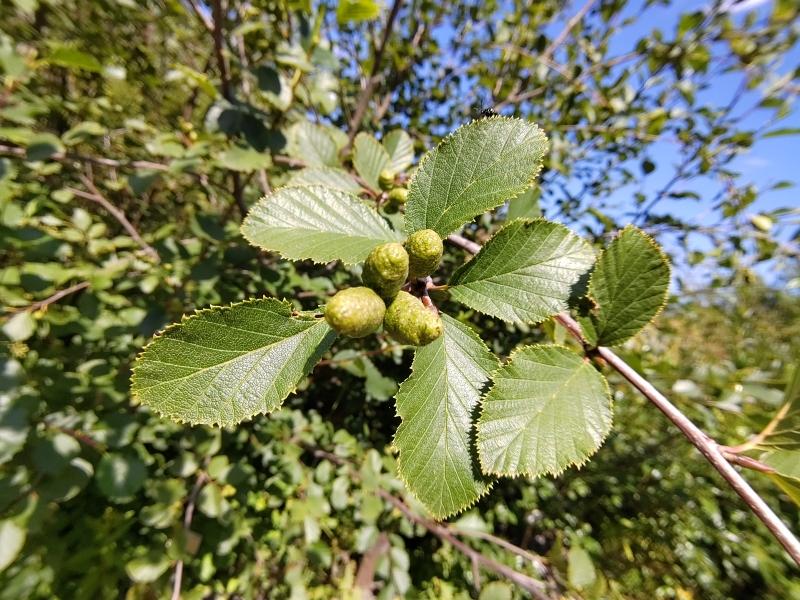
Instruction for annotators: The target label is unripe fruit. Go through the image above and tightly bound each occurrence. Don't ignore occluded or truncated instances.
[406,229,444,279]
[387,187,408,205]
[383,291,443,346]
[362,242,409,300]
[325,287,386,338]
[378,168,396,190]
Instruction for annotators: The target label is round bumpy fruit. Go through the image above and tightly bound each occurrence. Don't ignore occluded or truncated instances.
[406,229,444,279]
[362,242,409,299]
[383,291,443,346]
[387,187,408,206]
[325,287,386,338]
[378,168,396,190]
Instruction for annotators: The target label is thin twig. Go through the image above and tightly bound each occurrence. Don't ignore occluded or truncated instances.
[344,0,404,149]
[0,143,170,172]
[4,281,90,315]
[724,400,792,454]
[556,313,800,567]
[171,472,209,600]
[68,176,160,262]
[447,232,800,567]
[184,0,214,33]
[375,489,551,599]
[539,0,599,64]
[307,447,551,596]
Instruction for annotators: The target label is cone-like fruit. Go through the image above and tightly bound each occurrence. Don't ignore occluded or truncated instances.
[325,287,386,338]
[378,168,396,190]
[362,242,409,300]
[406,229,444,279]
[384,291,443,346]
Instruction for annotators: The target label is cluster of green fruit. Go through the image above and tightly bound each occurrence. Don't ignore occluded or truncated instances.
[379,168,409,213]
[325,229,445,346]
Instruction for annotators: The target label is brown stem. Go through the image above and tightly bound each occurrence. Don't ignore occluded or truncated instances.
[306,447,550,596]
[344,0,404,150]
[3,281,90,316]
[447,232,800,567]
[539,0,599,64]
[556,314,800,566]
[375,489,551,599]
[354,533,390,598]
[69,176,160,262]
[171,472,209,600]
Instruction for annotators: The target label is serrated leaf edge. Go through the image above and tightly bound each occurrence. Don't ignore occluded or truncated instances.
[449,217,595,325]
[130,296,334,428]
[476,343,613,480]
[391,316,497,520]
[405,115,549,236]
[584,224,672,347]
[240,184,401,265]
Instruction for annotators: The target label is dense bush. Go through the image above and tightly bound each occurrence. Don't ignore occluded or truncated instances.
[1,1,799,598]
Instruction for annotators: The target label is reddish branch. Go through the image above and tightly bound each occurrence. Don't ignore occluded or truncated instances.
[446,232,800,567]
[4,281,90,316]
[67,175,160,262]
[171,472,209,600]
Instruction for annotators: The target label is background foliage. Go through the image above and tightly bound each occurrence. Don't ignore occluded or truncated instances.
[1,0,799,598]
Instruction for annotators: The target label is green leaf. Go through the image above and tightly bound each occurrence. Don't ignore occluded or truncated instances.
[477,345,612,478]
[47,45,102,72]
[405,117,548,236]
[578,225,670,347]
[505,186,541,220]
[762,127,800,139]
[568,545,597,589]
[449,219,595,325]
[336,0,381,24]
[382,130,414,173]
[353,132,391,191]
[288,166,362,194]
[125,554,171,583]
[2,312,35,341]
[215,146,272,172]
[762,449,800,506]
[241,185,402,264]
[26,133,64,161]
[762,449,800,481]
[62,121,108,145]
[760,364,800,451]
[96,451,147,501]
[131,298,336,426]
[0,520,25,572]
[393,315,498,519]
[288,121,339,167]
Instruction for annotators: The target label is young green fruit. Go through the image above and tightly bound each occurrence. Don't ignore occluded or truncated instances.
[383,291,443,346]
[378,168,396,190]
[362,242,409,299]
[387,187,408,206]
[406,229,444,279]
[325,287,386,338]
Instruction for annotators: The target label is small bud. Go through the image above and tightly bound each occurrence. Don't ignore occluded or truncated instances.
[406,229,444,279]
[362,242,409,300]
[378,168,396,190]
[387,187,409,206]
[325,287,386,338]
[384,291,443,346]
